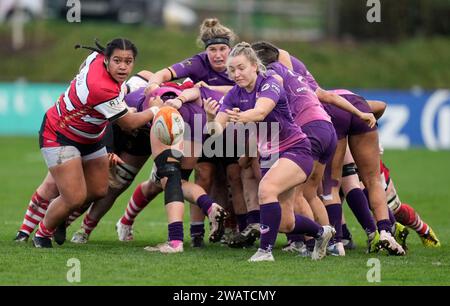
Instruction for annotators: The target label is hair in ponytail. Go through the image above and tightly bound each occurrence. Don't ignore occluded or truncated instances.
[75,38,138,59]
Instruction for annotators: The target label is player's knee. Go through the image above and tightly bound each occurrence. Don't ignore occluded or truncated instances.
[64,189,88,210]
[258,181,277,204]
[155,150,184,204]
[90,185,109,202]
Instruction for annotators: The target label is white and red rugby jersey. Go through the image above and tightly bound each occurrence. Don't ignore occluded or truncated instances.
[43,52,128,145]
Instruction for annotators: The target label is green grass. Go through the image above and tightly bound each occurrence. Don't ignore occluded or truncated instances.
[0,137,449,285]
[1,20,449,89]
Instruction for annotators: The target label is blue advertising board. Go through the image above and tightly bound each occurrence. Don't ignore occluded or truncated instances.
[0,82,449,150]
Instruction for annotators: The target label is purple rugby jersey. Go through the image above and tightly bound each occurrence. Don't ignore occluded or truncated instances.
[267,62,331,127]
[219,74,306,155]
[290,55,319,92]
[171,52,234,86]
[124,87,146,112]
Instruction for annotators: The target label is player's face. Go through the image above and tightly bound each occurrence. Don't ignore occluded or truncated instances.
[107,49,135,83]
[227,55,257,90]
[206,44,230,72]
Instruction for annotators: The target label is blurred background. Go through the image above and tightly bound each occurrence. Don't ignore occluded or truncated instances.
[1,0,449,149]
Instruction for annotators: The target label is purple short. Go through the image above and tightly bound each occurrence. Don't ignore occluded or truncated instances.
[301,120,337,165]
[323,94,376,140]
[260,137,313,179]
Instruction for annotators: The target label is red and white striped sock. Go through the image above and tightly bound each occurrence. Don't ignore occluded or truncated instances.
[35,221,56,238]
[81,214,98,235]
[19,191,50,235]
[395,203,429,236]
[120,184,150,226]
[66,203,91,227]
[66,211,82,227]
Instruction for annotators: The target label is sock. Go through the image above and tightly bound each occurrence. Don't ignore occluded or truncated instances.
[259,202,281,252]
[395,203,429,235]
[285,233,304,243]
[246,209,260,224]
[66,211,81,227]
[342,223,352,240]
[190,222,205,237]
[236,214,247,232]
[305,238,315,251]
[377,219,392,234]
[168,221,184,242]
[19,191,50,235]
[121,184,150,226]
[290,214,322,238]
[326,204,342,242]
[346,188,377,235]
[81,214,98,235]
[196,194,214,216]
[35,221,55,239]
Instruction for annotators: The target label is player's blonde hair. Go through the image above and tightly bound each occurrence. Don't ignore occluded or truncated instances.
[227,42,266,74]
[197,18,237,48]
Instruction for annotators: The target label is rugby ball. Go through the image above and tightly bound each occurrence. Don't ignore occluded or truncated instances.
[152,106,185,145]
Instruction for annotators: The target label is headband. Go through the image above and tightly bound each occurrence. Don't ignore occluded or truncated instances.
[203,37,230,49]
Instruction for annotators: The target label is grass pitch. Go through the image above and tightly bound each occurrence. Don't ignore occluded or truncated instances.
[0,137,449,285]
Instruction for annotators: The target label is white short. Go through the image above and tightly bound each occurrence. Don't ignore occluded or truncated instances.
[41,146,107,168]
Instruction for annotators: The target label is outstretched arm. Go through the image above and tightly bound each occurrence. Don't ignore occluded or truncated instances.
[316,87,377,128]
[144,67,176,95]
[226,97,275,123]
[367,100,387,120]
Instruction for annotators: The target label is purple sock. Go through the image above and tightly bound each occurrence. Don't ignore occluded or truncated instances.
[196,194,214,215]
[236,214,247,232]
[377,219,392,234]
[290,214,322,238]
[259,202,281,252]
[326,204,342,242]
[346,188,377,235]
[342,223,352,240]
[168,221,184,242]
[190,222,205,237]
[285,233,304,243]
[246,209,260,224]
[305,238,315,251]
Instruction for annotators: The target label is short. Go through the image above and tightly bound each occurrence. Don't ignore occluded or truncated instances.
[324,94,377,140]
[301,120,337,165]
[260,137,313,179]
[41,146,107,168]
[39,115,108,168]
[105,124,151,156]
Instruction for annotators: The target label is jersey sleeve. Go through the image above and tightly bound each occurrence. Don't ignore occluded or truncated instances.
[93,97,128,121]
[258,77,282,104]
[171,55,204,80]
